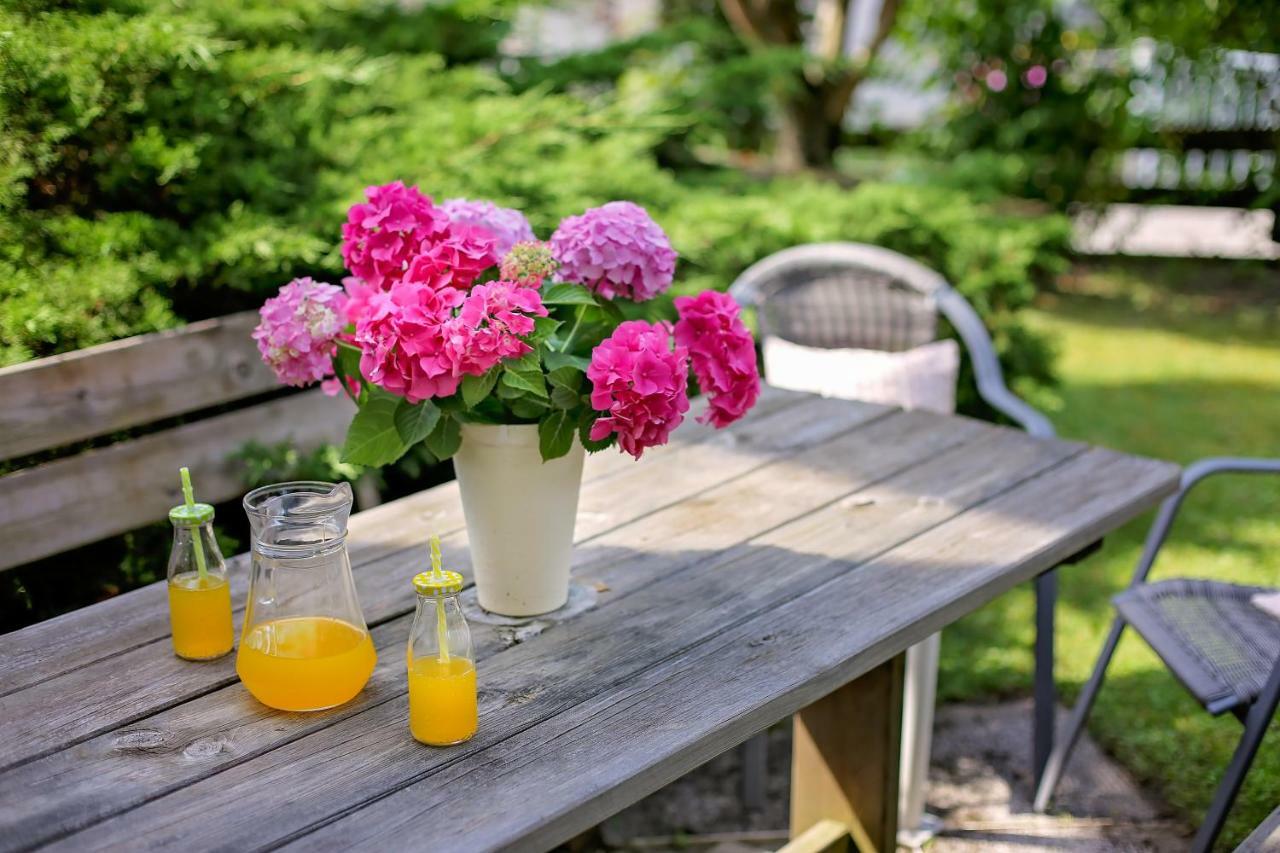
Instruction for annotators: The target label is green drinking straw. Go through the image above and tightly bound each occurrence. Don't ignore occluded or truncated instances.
[179,467,210,582]
[429,535,450,664]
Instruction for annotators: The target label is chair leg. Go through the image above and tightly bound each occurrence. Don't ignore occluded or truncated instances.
[1191,662,1280,853]
[1033,617,1127,812]
[1033,570,1057,787]
[741,731,768,811]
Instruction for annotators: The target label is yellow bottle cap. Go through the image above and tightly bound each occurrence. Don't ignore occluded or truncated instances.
[413,570,464,596]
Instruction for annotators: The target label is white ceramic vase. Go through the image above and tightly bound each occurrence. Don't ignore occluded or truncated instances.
[453,422,585,616]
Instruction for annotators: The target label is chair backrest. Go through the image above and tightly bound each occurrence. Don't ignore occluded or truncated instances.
[729,243,944,352]
[730,242,1055,439]
[0,312,351,572]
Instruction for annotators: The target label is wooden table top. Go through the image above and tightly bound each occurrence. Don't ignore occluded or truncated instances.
[0,389,1180,852]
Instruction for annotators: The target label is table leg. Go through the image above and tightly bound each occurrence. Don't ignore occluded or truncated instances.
[790,654,905,853]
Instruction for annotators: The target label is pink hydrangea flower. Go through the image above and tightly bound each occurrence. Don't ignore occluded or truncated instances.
[440,198,537,255]
[550,201,677,302]
[406,224,500,291]
[445,280,549,375]
[587,320,691,459]
[253,277,348,388]
[341,276,378,327]
[341,182,450,289]
[674,291,760,428]
[353,280,466,402]
[500,241,558,288]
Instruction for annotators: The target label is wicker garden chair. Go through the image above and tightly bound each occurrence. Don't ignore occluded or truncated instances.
[728,243,1060,832]
[1034,457,1280,852]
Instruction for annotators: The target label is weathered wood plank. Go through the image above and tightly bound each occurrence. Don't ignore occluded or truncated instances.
[0,390,353,572]
[0,402,924,848]
[1236,806,1280,852]
[0,386,799,696]
[39,421,1087,851]
[266,447,1177,853]
[791,655,904,853]
[0,394,888,771]
[0,312,275,461]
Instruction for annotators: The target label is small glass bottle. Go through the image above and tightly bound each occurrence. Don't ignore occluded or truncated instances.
[167,500,233,661]
[407,569,477,746]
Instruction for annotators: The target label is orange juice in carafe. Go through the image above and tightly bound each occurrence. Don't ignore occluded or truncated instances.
[239,481,375,712]
[237,616,376,711]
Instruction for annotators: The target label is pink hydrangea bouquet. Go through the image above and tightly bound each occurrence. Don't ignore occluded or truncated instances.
[254,182,760,465]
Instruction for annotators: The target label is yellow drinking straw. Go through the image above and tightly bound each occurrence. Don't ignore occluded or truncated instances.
[429,535,450,664]
[180,467,209,582]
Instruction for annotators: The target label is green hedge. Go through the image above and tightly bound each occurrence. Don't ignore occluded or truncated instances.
[0,0,1067,420]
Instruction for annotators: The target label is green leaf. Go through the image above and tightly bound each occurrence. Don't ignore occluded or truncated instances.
[538,409,576,460]
[393,398,441,446]
[508,350,542,373]
[510,397,549,419]
[547,365,583,391]
[460,370,499,409]
[425,415,462,461]
[543,350,591,372]
[341,394,409,467]
[501,366,548,398]
[541,283,599,306]
[531,316,563,342]
[550,384,580,410]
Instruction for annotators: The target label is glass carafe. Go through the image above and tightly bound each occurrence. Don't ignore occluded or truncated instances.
[237,481,376,711]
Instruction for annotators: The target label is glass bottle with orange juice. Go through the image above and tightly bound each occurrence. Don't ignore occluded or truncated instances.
[407,537,477,746]
[167,468,233,661]
[237,481,376,711]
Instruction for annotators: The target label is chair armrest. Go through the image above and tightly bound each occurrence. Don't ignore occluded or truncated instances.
[934,288,1055,439]
[1129,457,1280,586]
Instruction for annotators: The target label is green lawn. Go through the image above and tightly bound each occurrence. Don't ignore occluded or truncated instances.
[941,259,1280,849]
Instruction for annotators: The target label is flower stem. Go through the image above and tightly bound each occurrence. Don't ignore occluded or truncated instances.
[560,306,585,353]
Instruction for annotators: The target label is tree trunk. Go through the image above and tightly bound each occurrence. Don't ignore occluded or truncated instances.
[775,86,843,171]
[718,0,902,172]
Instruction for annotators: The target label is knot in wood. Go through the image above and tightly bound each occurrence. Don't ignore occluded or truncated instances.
[112,729,170,752]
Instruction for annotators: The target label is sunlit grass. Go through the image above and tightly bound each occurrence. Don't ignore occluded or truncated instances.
[941,259,1280,849]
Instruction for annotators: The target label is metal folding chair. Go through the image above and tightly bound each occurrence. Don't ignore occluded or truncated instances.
[728,243,1061,827]
[1034,458,1280,853]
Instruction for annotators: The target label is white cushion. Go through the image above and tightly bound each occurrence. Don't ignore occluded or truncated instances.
[762,336,960,415]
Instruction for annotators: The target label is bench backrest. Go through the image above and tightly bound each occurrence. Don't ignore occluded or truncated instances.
[0,312,351,572]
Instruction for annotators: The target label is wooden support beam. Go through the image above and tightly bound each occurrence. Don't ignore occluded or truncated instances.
[791,654,905,853]
[777,818,850,853]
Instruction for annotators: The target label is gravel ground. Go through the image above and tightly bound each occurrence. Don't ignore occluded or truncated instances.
[586,700,1191,852]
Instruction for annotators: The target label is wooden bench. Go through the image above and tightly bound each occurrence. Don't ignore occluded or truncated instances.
[1236,806,1280,852]
[0,312,353,572]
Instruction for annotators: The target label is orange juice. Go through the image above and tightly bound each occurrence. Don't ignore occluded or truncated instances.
[408,657,477,745]
[168,573,233,660]
[236,616,376,711]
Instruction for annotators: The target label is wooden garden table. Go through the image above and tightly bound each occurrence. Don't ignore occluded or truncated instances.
[0,389,1179,852]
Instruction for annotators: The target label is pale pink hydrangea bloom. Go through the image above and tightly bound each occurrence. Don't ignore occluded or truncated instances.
[550,202,677,302]
[673,291,760,428]
[440,198,537,255]
[500,241,558,288]
[587,320,691,459]
[354,280,466,402]
[253,277,348,389]
[341,182,450,289]
[444,280,549,375]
